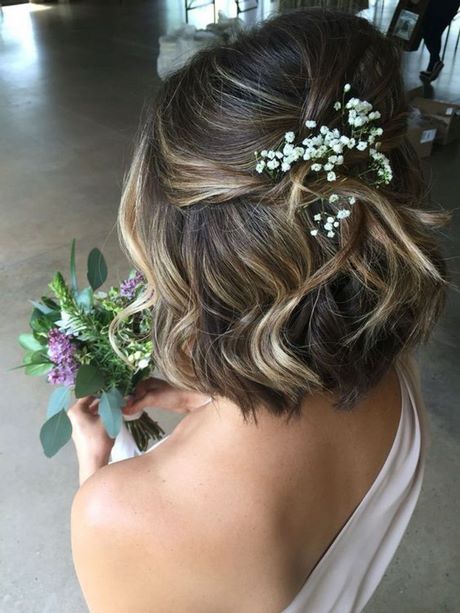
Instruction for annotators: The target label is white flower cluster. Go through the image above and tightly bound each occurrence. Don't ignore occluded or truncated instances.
[310,195,356,238]
[127,350,151,371]
[253,83,393,239]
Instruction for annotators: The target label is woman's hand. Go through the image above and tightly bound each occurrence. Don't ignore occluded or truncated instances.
[67,396,115,485]
[123,378,212,416]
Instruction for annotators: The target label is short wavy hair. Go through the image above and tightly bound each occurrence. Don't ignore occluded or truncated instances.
[110,8,450,423]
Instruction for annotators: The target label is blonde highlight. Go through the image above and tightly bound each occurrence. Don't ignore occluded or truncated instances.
[110,8,450,420]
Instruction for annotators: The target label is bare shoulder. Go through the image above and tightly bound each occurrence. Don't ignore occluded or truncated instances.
[70,448,246,613]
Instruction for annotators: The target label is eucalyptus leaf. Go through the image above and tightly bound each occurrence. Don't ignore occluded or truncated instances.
[29,300,55,315]
[40,409,73,458]
[70,239,78,295]
[18,333,43,352]
[87,248,107,291]
[74,364,105,398]
[47,386,71,419]
[76,287,94,313]
[99,389,123,438]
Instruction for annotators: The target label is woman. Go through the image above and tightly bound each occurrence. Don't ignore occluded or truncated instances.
[68,8,449,613]
[420,0,460,82]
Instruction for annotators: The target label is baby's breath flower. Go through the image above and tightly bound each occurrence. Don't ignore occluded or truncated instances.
[253,87,391,242]
[267,159,280,170]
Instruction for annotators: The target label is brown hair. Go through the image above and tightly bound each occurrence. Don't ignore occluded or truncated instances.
[110,8,450,423]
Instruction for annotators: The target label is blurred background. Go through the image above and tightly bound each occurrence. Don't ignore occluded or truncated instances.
[0,1,458,611]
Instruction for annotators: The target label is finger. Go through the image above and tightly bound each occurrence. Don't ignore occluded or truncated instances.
[75,396,96,408]
[123,389,188,415]
[132,377,164,400]
[88,398,100,415]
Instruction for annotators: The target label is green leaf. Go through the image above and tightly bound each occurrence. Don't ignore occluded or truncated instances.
[87,248,107,291]
[99,389,123,438]
[40,409,72,458]
[76,287,93,313]
[74,364,105,398]
[30,308,43,329]
[18,333,43,352]
[70,239,78,296]
[41,296,60,311]
[9,363,30,371]
[47,386,71,419]
[29,309,59,334]
[29,300,55,315]
[24,350,53,376]
[25,362,53,376]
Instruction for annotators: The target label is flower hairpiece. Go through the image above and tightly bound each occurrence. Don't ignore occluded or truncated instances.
[253,84,393,239]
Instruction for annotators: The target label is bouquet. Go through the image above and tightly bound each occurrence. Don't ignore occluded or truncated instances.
[17,240,164,458]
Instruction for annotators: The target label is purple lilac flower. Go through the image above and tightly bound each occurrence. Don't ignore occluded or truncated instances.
[48,364,78,387]
[47,328,78,386]
[120,271,144,300]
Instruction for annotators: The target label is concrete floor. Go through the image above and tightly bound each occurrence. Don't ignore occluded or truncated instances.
[0,2,458,612]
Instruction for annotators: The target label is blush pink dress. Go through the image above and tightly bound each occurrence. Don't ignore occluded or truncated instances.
[109,352,427,613]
